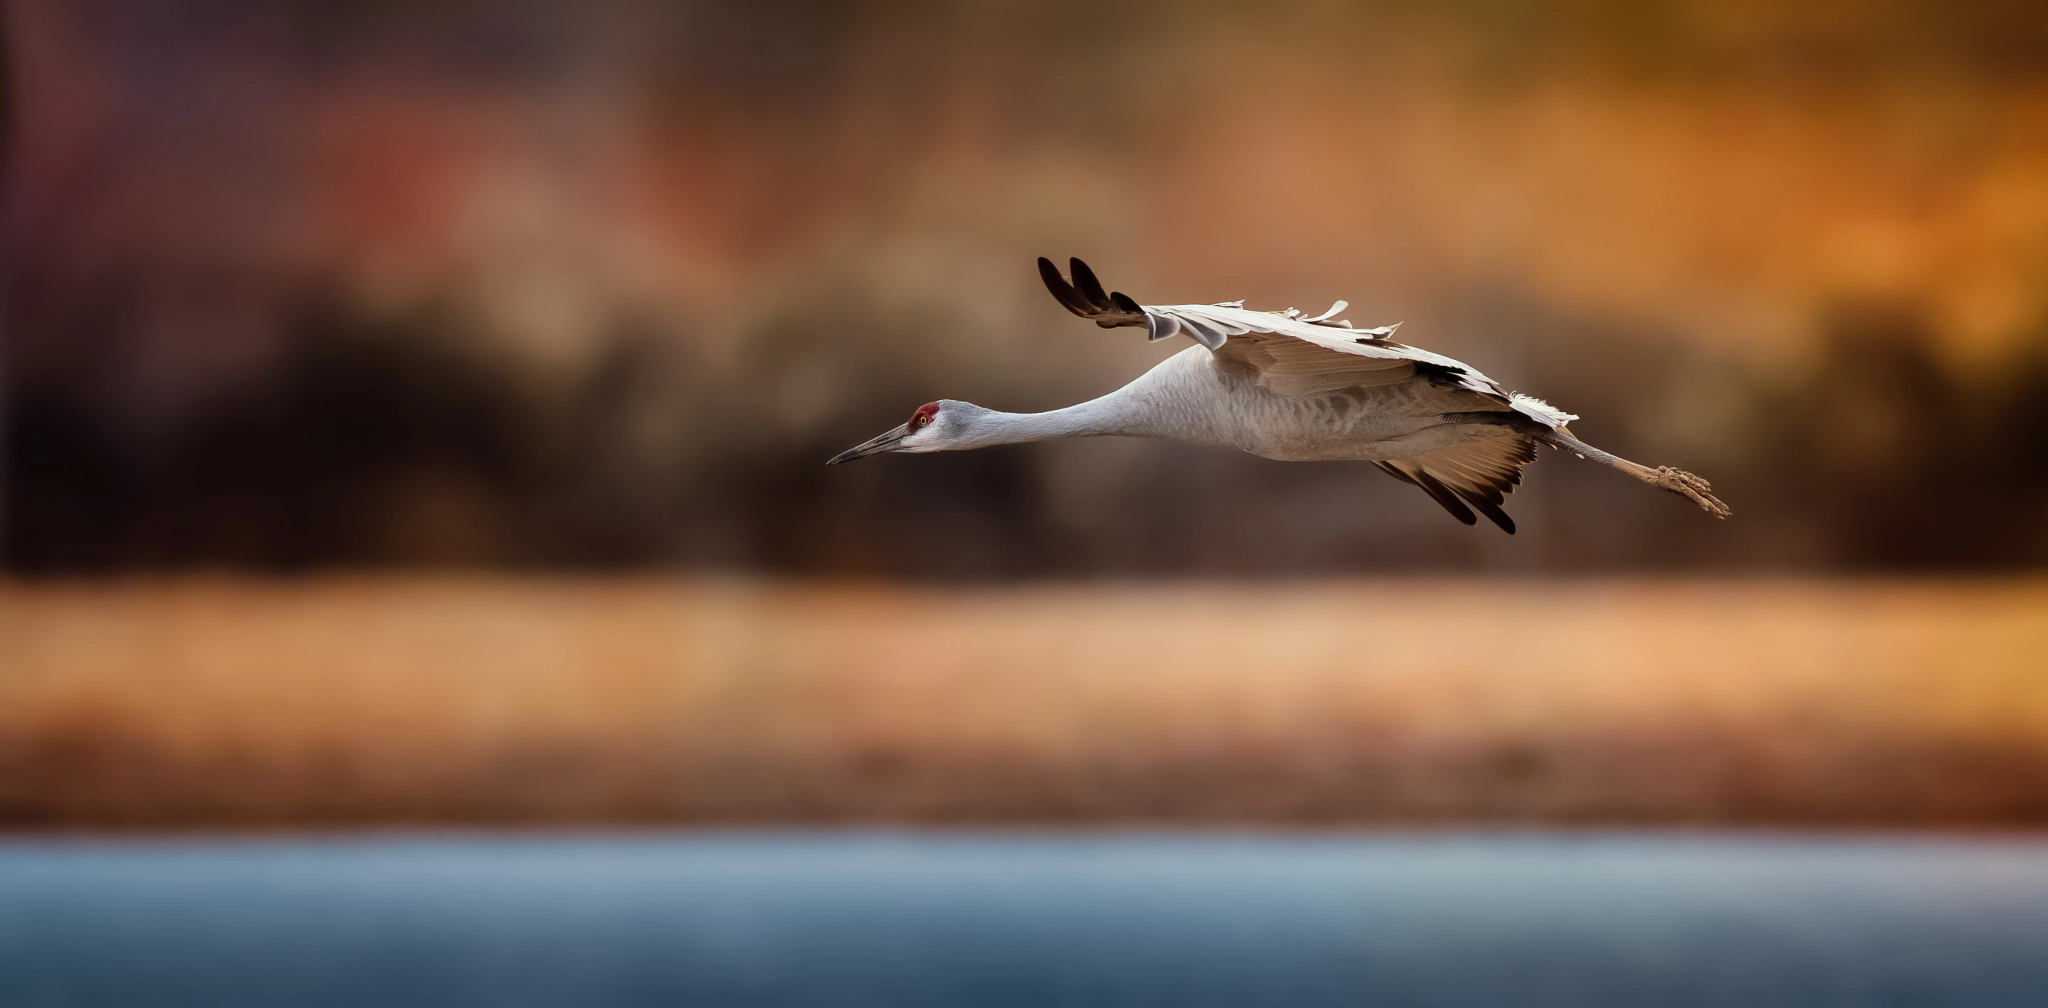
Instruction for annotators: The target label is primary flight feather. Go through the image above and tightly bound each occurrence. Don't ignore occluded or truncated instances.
[828,257,1729,533]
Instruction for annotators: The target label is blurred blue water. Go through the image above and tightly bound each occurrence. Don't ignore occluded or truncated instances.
[3,832,2046,1007]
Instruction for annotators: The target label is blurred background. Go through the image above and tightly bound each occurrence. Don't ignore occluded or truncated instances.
[11,0,2048,576]
[6,0,2048,825]
[8,2,2048,1004]
[8,0,2048,818]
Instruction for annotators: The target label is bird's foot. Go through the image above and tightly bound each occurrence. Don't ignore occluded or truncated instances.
[1652,467,1731,518]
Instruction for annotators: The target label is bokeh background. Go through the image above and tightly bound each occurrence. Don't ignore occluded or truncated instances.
[5,0,2048,829]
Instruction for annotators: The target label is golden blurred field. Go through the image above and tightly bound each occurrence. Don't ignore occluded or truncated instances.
[4,577,2046,828]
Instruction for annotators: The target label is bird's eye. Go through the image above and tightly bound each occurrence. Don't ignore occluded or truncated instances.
[917,414,932,426]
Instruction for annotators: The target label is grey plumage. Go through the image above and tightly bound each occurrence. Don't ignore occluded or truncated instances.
[828,257,1731,532]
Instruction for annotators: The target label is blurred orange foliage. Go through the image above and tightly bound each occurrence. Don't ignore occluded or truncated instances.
[4,577,2046,827]
[12,1,2048,573]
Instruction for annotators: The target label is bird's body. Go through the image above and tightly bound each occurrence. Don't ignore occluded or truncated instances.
[937,345,1513,460]
[830,258,1729,533]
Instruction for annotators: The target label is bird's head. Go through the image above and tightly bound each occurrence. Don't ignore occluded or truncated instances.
[827,400,986,463]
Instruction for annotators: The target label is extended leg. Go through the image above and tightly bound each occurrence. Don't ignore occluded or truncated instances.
[1537,428,1731,517]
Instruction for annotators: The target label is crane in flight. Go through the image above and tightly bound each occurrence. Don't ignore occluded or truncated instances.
[829,257,1728,533]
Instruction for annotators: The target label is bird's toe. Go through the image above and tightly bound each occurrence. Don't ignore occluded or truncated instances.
[1655,467,1732,518]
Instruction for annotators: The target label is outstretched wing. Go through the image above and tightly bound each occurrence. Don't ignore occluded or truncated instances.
[1037,257,1574,428]
[1375,433,1537,534]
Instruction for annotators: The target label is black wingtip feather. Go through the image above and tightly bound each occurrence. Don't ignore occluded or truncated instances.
[1376,433,1532,534]
[1069,258,1113,311]
[1377,461,1514,530]
[1462,493,1517,534]
[1411,469,1479,526]
[1038,257,1095,317]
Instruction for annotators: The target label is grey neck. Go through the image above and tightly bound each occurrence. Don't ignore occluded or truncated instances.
[959,389,1142,448]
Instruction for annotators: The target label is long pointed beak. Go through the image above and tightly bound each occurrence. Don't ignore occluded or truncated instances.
[827,424,911,464]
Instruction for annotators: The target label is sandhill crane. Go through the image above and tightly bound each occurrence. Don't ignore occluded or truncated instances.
[829,257,1729,533]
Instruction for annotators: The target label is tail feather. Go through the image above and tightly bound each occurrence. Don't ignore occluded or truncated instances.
[1509,393,1577,428]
